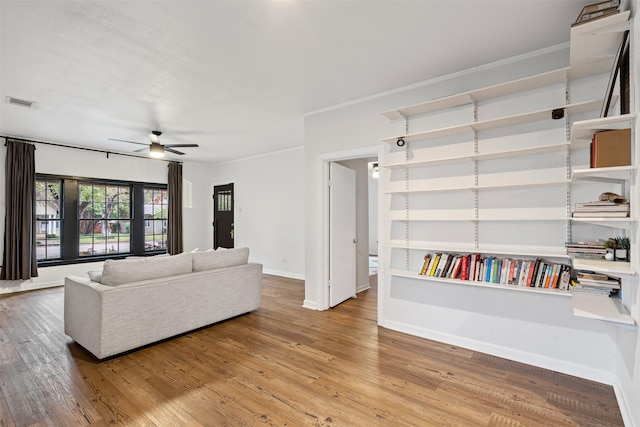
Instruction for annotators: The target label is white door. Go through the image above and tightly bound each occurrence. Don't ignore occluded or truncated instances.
[329,162,357,307]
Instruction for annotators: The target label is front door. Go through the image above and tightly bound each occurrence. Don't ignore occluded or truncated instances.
[213,183,234,249]
[329,162,357,307]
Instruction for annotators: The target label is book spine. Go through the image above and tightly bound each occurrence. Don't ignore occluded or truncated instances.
[460,255,469,281]
[528,259,541,287]
[420,254,431,275]
[429,253,441,276]
[436,253,449,277]
[450,256,462,279]
[485,257,493,283]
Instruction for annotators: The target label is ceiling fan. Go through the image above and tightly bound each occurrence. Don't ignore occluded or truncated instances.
[109,131,199,158]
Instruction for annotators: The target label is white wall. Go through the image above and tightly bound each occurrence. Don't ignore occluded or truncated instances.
[304,41,637,396]
[305,45,571,311]
[208,147,305,279]
[0,142,211,293]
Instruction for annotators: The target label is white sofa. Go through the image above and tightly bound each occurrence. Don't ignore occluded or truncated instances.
[64,248,262,359]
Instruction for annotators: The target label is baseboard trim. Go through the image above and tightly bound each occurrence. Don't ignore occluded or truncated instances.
[381,319,615,385]
[0,280,63,295]
[302,300,317,310]
[613,381,638,427]
[262,269,305,281]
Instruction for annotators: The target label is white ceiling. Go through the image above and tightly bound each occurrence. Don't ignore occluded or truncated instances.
[1,0,590,164]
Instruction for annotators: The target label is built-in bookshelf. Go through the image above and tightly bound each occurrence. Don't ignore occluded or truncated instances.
[381,12,635,326]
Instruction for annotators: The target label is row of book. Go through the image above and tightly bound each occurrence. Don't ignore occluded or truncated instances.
[419,253,571,290]
[572,270,621,297]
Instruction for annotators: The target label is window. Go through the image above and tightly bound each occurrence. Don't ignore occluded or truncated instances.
[144,187,167,251]
[35,175,167,265]
[78,182,131,256]
[35,178,62,260]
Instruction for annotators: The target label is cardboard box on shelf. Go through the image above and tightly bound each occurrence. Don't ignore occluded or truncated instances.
[591,128,631,168]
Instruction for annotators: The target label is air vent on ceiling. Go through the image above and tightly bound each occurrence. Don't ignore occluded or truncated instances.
[6,96,34,108]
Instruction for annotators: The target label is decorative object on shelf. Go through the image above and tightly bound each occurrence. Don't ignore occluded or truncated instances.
[614,236,630,261]
[599,191,628,204]
[603,239,616,260]
[591,129,631,168]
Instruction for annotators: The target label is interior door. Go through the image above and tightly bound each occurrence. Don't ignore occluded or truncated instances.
[213,183,234,249]
[329,162,357,307]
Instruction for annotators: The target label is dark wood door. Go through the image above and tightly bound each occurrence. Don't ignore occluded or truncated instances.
[213,183,234,249]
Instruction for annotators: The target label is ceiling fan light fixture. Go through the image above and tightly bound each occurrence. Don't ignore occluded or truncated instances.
[149,142,165,158]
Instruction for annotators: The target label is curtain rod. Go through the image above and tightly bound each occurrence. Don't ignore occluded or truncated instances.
[0,135,182,164]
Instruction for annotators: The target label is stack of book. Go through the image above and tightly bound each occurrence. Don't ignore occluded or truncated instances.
[572,0,626,27]
[572,270,621,296]
[572,200,629,218]
[565,241,607,259]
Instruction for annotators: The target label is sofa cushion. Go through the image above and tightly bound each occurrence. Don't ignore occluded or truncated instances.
[192,247,249,272]
[101,252,193,286]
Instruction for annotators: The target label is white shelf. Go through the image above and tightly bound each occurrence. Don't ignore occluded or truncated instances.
[570,217,634,230]
[382,68,569,120]
[387,242,568,259]
[387,212,569,222]
[571,258,634,275]
[572,293,635,326]
[390,269,571,297]
[571,114,634,147]
[384,142,570,169]
[569,11,631,78]
[383,99,602,145]
[385,179,570,194]
[572,165,634,182]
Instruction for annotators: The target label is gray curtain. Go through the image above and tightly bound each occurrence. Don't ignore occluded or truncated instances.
[167,162,183,255]
[1,139,38,280]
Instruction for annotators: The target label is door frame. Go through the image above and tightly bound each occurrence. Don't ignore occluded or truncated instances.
[316,145,383,317]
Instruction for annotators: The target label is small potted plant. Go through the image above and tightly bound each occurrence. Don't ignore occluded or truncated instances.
[603,239,616,261]
[614,236,630,262]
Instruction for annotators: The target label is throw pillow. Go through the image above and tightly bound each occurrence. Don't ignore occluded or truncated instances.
[101,252,193,286]
[192,247,249,272]
[87,270,102,283]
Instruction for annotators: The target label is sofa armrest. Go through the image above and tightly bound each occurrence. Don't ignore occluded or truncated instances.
[64,276,107,357]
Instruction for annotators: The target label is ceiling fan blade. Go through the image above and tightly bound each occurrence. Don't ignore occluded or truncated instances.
[134,147,150,153]
[164,144,199,148]
[108,138,149,147]
[164,147,186,155]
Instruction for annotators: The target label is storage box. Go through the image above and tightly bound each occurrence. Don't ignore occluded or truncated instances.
[591,128,631,168]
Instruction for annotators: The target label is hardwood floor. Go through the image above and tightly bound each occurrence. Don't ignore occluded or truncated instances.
[0,274,624,426]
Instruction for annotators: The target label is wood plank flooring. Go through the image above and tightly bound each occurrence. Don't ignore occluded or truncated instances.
[0,274,624,426]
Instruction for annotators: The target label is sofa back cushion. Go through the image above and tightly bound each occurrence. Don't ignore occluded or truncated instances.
[101,252,193,286]
[192,247,249,272]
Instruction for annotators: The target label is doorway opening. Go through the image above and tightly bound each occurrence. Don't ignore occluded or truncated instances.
[328,155,379,309]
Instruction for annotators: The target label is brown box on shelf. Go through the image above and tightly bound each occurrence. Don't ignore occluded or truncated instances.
[590,128,631,168]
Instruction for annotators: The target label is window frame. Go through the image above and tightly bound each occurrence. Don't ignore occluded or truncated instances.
[35,173,168,267]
